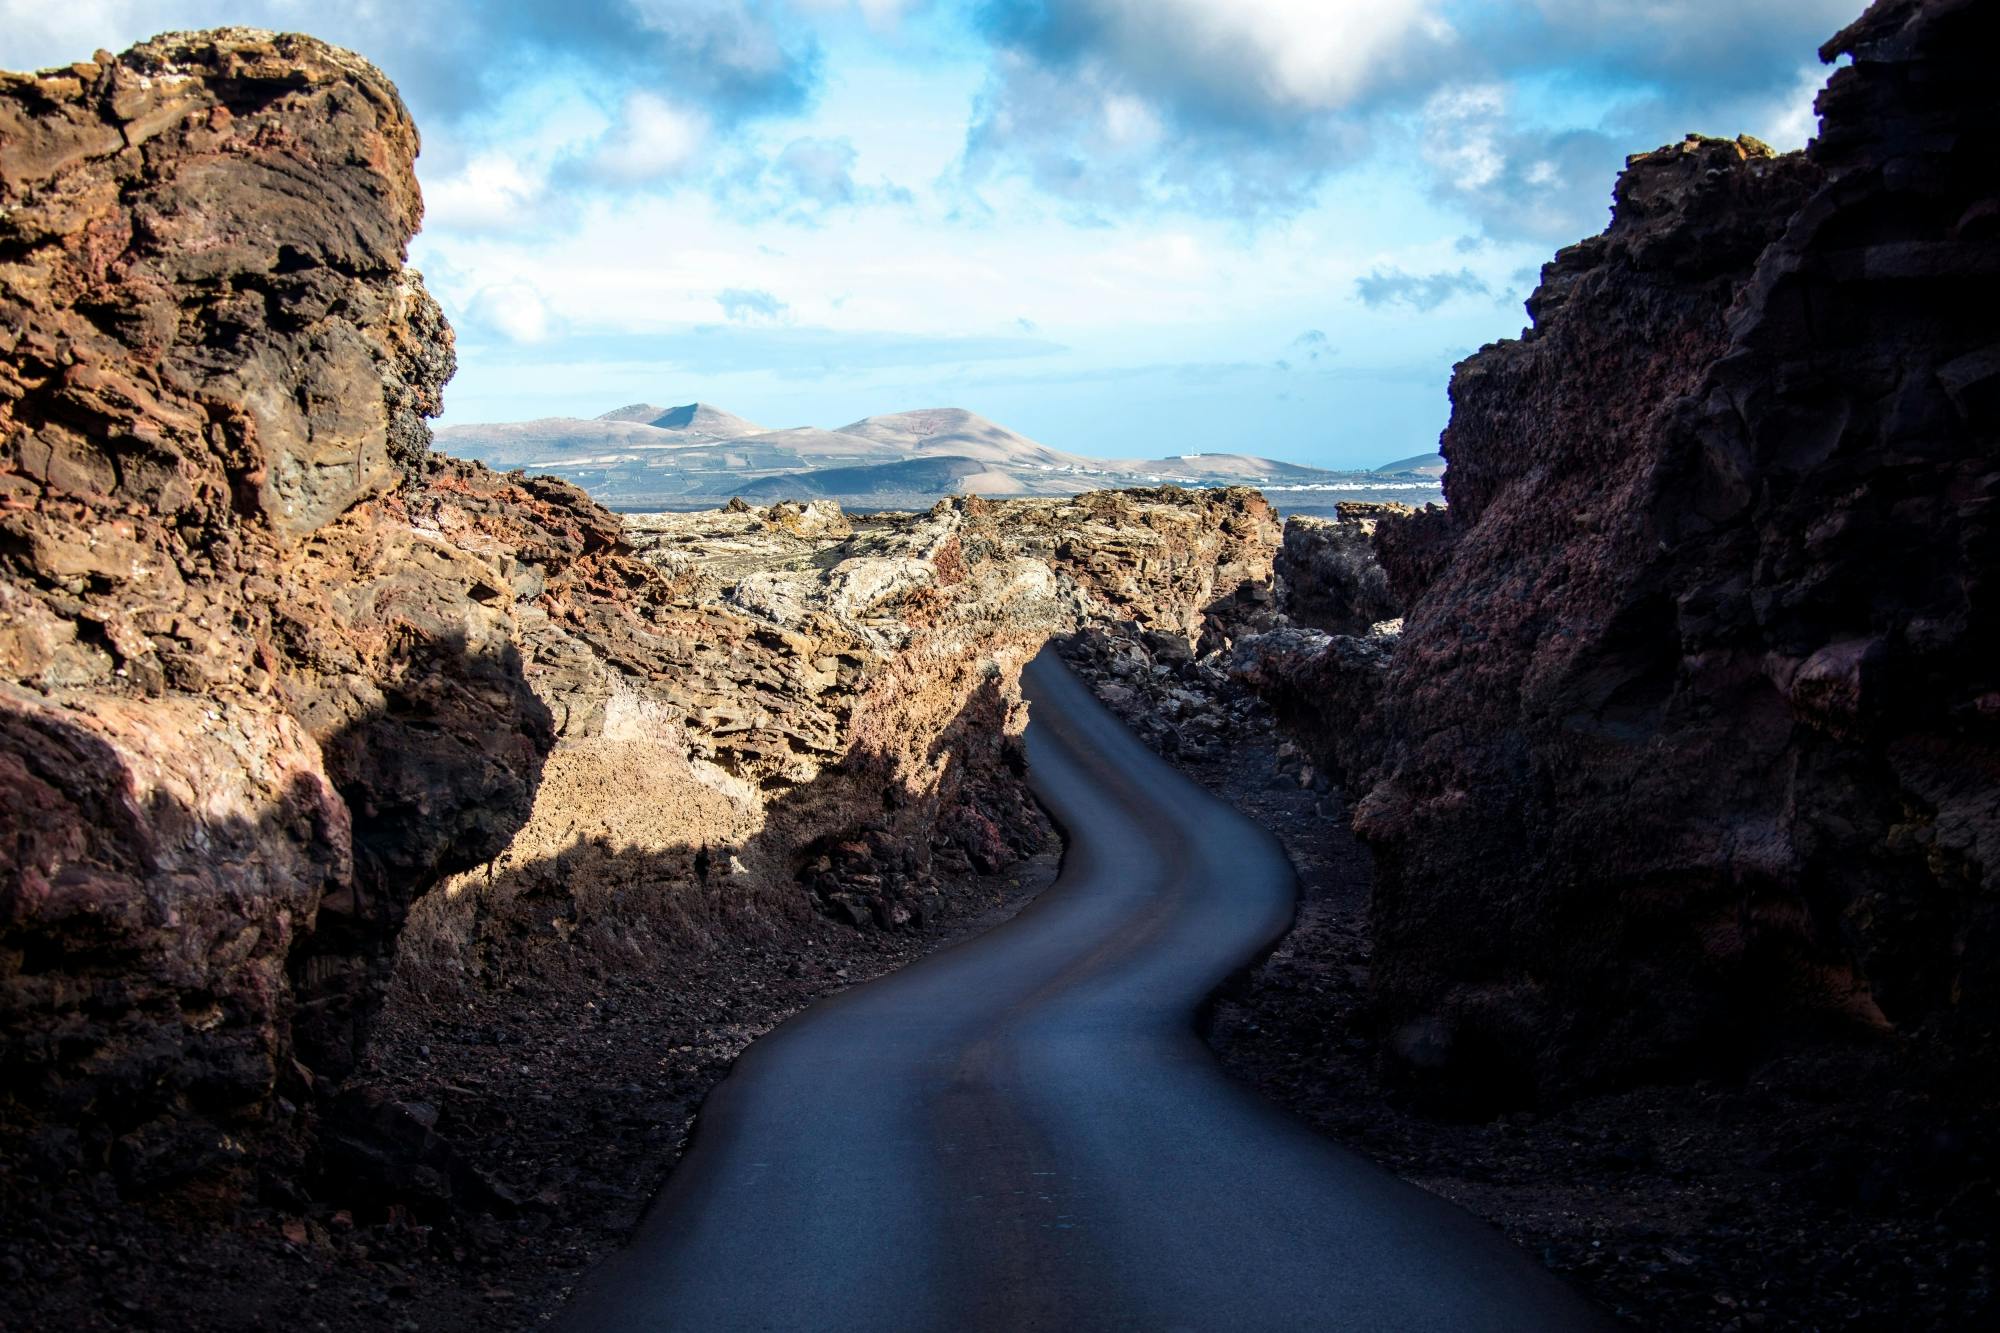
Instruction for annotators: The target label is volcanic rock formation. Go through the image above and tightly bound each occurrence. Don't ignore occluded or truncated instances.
[388,478,1281,995]
[0,29,543,1200]
[1273,503,1407,637]
[1246,0,1998,1106]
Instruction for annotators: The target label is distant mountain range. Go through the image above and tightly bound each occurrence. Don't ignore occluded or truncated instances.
[435,402,1446,511]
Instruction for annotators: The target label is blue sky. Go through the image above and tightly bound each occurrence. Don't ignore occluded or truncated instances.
[3,1,1854,468]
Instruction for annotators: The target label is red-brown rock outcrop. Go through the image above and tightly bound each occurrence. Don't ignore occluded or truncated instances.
[0,30,556,1201]
[388,481,1279,997]
[1306,0,1997,1105]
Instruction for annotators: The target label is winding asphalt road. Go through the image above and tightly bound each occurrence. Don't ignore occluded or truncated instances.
[561,649,1608,1330]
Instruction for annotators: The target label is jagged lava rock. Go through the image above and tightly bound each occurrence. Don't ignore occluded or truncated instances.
[390,483,1280,988]
[0,22,1284,1241]
[1274,504,1408,637]
[0,30,549,1198]
[1341,0,1997,1105]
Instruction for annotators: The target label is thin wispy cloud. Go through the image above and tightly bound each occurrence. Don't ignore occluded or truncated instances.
[718,287,791,322]
[1355,266,1491,312]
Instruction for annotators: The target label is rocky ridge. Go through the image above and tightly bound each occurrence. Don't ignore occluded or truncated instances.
[387,477,1281,1010]
[0,29,523,1204]
[1047,6,1997,1322]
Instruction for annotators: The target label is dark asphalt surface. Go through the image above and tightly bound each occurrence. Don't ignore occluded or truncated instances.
[561,649,1609,1330]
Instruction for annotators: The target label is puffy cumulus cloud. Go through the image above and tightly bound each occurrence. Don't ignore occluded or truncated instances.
[957,0,1854,228]
[1414,2,1852,240]
[717,287,790,322]
[582,93,711,185]
[1760,61,1834,153]
[424,153,555,232]
[1419,83,1623,243]
[1355,265,1491,311]
[1411,12,1846,243]
[960,49,1367,218]
[462,282,559,344]
[977,0,1456,126]
[962,0,1453,214]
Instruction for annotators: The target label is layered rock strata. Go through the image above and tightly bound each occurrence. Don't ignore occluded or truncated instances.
[0,29,543,1198]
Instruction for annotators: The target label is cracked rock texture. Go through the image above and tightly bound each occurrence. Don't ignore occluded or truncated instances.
[1274,504,1407,637]
[1260,0,1999,1106]
[390,482,1280,1001]
[0,29,553,1206]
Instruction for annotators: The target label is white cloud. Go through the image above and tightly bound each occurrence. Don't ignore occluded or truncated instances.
[717,287,790,322]
[1418,81,1623,242]
[1757,61,1830,151]
[1354,265,1490,311]
[788,0,920,28]
[1101,93,1162,147]
[1139,0,1454,111]
[1420,85,1507,191]
[424,153,549,231]
[959,1,1460,217]
[587,92,709,184]
[464,282,557,344]
[1004,0,1453,115]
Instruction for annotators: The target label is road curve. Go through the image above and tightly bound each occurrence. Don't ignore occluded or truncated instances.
[560,648,1608,1331]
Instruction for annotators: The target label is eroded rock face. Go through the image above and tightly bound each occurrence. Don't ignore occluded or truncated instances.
[0,30,548,1197]
[1319,0,1997,1105]
[0,29,447,538]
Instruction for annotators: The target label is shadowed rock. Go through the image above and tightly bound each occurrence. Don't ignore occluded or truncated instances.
[0,29,546,1200]
[1255,0,1998,1108]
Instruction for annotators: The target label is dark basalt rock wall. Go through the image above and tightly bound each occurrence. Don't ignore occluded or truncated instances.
[1273,504,1407,636]
[1340,0,1998,1105]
